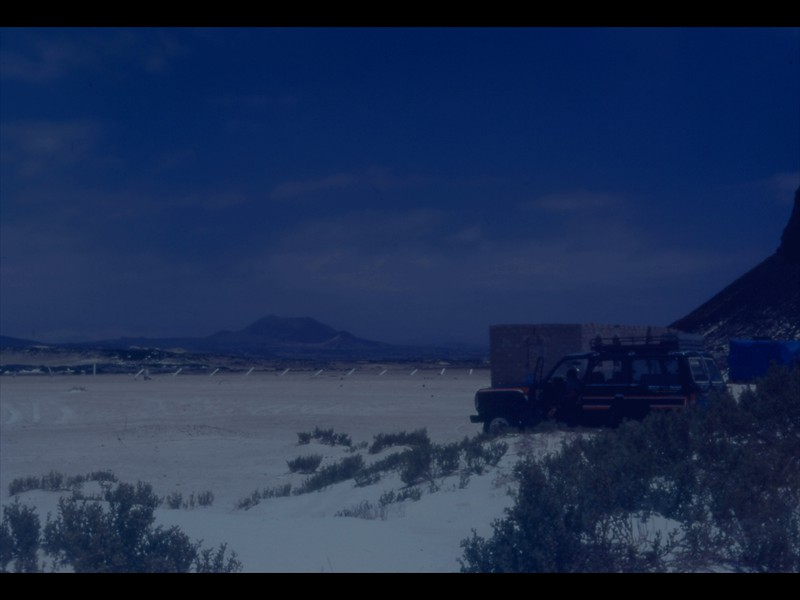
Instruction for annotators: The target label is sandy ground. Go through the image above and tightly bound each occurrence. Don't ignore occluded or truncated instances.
[1,367,562,572]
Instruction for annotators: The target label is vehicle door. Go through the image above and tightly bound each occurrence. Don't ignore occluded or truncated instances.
[539,356,590,418]
[580,355,630,423]
[628,355,686,413]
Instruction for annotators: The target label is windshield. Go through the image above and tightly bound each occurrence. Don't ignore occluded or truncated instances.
[688,357,709,384]
[704,358,725,384]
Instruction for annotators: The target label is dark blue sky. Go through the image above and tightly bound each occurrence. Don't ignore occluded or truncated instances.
[2,27,798,346]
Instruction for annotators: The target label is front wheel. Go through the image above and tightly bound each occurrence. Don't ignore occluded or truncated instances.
[484,416,512,436]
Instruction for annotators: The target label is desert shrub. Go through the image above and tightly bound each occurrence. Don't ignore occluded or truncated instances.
[8,476,41,497]
[0,501,41,572]
[196,491,214,507]
[237,484,293,510]
[84,470,118,483]
[236,491,263,511]
[7,470,68,495]
[369,429,430,454]
[263,483,292,499]
[290,430,509,493]
[42,481,241,572]
[335,500,385,520]
[8,469,119,497]
[164,491,212,510]
[296,427,352,448]
[460,367,800,572]
[353,470,381,487]
[367,429,463,485]
[363,450,408,475]
[687,368,800,572]
[41,470,65,491]
[431,441,461,477]
[165,492,184,510]
[379,487,422,505]
[461,436,508,477]
[336,486,426,520]
[0,516,11,570]
[287,454,323,474]
[399,441,434,486]
[194,543,242,573]
[295,455,365,494]
[460,450,677,573]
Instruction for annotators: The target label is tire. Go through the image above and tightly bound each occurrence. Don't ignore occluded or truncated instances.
[484,416,512,436]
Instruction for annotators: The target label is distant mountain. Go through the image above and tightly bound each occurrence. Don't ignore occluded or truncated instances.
[231,315,342,343]
[198,315,393,358]
[0,335,45,349]
[671,186,800,356]
[1,316,485,362]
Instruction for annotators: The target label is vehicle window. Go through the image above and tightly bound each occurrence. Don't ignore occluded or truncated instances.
[587,358,626,384]
[704,358,724,384]
[631,357,681,387]
[688,357,709,383]
[550,358,589,381]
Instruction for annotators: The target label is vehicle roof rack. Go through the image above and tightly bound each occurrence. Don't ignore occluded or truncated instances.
[589,332,707,352]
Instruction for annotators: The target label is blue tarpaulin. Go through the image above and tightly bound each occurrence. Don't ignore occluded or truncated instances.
[728,339,800,381]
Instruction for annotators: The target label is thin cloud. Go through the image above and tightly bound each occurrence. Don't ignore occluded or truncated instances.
[520,190,624,214]
[269,168,431,202]
[270,173,359,201]
[0,36,89,83]
[0,29,190,84]
[1,119,105,178]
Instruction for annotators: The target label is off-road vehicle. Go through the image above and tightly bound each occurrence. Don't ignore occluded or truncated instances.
[470,334,726,434]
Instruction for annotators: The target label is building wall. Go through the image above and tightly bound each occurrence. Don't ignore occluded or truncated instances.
[489,323,678,387]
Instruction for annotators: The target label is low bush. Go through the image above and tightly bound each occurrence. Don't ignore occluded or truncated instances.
[287,454,323,474]
[238,428,510,522]
[296,427,352,448]
[165,492,184,510]
[41,481,241,572]
[335,500,386,520]
[236,484,292,510]
[0,501,41,572]
[379,487,422,505]
[2,478,240,572]
[147,490,216,510]
[460,366,800,572]
[369,429,430,454]
[8,469,119,497]
[296,455,365,494]
[196,491,214,507]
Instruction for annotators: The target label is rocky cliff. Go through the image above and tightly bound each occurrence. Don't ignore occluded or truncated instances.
[670,186,800,356]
